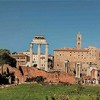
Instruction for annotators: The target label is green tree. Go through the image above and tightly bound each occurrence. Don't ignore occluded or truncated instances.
[0,49,16,67]
[0,49,10,55]
[0,49,16,84]
[0,59,6,75]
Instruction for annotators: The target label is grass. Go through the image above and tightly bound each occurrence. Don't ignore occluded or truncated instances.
[0,83,100,100]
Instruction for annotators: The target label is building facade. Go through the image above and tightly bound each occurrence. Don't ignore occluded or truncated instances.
[11,53,29,67]
[11,51,54,70]
[54,33,100,76]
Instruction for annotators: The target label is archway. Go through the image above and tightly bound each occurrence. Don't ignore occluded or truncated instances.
[87,63,98,84]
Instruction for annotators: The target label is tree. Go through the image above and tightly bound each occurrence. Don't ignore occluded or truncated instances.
[33,76,46,83]
[0,49,16,67]
[0,59,6,75]
[0,49,16,84]
[0,49,10,55]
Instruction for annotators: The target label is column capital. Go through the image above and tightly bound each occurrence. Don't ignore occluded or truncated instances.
[46,44,48,45]
[37,44,41,47]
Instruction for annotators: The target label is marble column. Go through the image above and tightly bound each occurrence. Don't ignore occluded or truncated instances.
[95,70,98,84]
[76,63,80,78]
[37,44,41,69]
[45,44,48,71]
[64,61,68,73]
[78,64,80,78]
[30,43,33,67]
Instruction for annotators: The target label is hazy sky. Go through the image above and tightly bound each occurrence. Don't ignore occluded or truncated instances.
[0,0,100,54]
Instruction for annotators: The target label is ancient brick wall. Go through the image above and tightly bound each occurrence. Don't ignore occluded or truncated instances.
[21,66,76,84]
[1,64,23,83]
[0,65,76,84]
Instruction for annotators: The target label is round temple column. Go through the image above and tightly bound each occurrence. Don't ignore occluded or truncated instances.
[30,43,33,67]
[76,63,81,78]
[78,65,80,78]
[37,44,41,69]
[95,70,98,84]
[45,44,48,71]
[64,60,68,73]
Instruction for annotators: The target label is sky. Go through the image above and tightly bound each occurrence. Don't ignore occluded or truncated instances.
[0,0,100,54]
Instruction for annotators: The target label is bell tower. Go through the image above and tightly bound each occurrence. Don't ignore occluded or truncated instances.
[76,32,82,49]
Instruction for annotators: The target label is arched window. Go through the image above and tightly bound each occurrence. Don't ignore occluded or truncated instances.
[78,37,80,41]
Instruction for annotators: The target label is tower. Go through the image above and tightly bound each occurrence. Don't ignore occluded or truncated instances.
[76,32,82,49]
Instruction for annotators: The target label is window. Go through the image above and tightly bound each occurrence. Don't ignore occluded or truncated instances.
[78,37,80,40]
[78,43,80,46]
[57,64,59,66]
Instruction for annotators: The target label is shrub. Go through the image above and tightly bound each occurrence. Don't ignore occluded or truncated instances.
[25,76,46,83]
[33,76,46,83]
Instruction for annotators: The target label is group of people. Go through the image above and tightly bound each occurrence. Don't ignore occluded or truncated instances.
[82,79,99,85]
